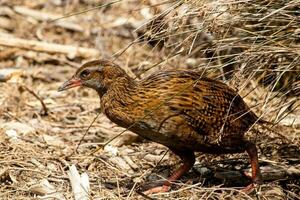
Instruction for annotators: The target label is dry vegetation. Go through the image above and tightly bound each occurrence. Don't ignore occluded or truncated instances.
[0,0,299,199]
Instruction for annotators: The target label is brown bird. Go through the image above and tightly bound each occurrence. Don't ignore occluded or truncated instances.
[58,59,263,194]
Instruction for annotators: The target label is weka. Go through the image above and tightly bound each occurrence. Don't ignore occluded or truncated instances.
[59,59,262,194]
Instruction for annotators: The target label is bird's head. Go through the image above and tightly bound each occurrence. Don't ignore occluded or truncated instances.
[58,59,128,96]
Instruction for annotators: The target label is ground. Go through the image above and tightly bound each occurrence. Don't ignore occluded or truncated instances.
[0,1,299,199]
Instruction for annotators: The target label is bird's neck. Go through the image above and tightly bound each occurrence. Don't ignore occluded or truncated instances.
[99,75,136,97]
[96,75,136,97]
[99,76,136,126]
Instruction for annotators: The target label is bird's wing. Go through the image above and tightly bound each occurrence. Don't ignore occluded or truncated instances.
[139,70,257,140]
[166,77,257,139]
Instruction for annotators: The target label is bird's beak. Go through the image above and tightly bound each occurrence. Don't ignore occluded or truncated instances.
[58,77,82,92]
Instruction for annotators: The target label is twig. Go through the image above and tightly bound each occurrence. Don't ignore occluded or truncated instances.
[0,17,13,30]
[74,112,102,154]
[50,0,122,22]
[135,190,156,200]
[0,48,18,60]
[0,36,100,58]
[20,84,48,116]
[14,6,83,32]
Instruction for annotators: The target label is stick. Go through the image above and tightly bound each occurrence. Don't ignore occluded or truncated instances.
[214,165,300,182]
[0,36,100,58]
[20,85,48,116]
[74,112,101,154]
[49,0,122,22]
[14,6,84,32]
[0,17,13,30]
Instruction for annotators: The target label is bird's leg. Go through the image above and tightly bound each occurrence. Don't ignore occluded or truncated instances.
[144,149,195,195]
[243,141,262,193]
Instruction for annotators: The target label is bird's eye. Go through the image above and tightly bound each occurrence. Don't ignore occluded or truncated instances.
[80,69,90,79]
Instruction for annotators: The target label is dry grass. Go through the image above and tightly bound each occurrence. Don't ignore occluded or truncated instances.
[0,0,299,199]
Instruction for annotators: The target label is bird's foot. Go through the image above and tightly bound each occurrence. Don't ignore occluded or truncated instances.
[143,185,170,195]
[241,183,260,194]
[242,170,262,184]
